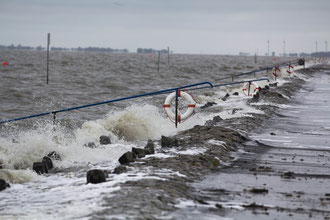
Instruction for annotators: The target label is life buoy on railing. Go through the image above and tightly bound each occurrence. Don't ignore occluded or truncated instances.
[163,90,195,123]
[272,66,281,81]
[286,65,294,74]
[242,82,260,96]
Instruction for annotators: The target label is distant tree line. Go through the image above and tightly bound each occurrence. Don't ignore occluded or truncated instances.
[137,48,169,54]
[0,44,129,53]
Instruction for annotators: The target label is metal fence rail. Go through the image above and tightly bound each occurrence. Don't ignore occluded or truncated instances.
[0,58,302,126]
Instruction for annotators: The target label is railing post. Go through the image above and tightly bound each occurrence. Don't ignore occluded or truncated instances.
[248,81,251,96]
[175,89,179,128]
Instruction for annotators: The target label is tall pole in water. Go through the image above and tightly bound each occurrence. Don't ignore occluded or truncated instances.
[168,46,170,65]
[157,51,160,73]
[325,41,328,52]
[46,33,50,84]
[267,40,270,56]
[283,40,286,57]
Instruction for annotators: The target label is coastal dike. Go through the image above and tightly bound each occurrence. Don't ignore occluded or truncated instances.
[92,64,330,219]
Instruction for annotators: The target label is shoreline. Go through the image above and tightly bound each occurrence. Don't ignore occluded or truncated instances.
[90,65,329,219]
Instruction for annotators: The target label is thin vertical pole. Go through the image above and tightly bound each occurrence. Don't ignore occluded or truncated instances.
[168,46,170,65]
[248,82,251,96]
[157,52,160,73]
[46,33,50,84]
[175,89,179,128]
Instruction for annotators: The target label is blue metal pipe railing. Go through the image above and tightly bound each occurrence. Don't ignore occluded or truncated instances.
[215,59,299,82]
[0,81,213,125]
[185,78,269,92]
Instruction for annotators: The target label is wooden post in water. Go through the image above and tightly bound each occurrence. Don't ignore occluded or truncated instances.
[46,33,50,84]
[168,46,170,65]
[157,52,160,73]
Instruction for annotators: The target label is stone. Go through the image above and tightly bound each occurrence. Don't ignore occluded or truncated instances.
[205,116,223,126]
[201,102,216,109]
[47,151,61,161]
[232,92,239,96]
[113,165,127,174]
[132,147,146,158]
[42,156,53,171]
[251,91,260,102]
[161,135,179,148]
[100,135,111,145]
[118,151,135,165]
[298,58,305,66]
[0,179,10,191]
[144,139,155,155]
[221,93,230,101]
[232,108,241,115]
[84,142,97,148]
[33,161,48,174]
[87,169,107,184]
[269,82,278,87]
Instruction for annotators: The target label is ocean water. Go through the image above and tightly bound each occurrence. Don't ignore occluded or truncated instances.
[0,50,315,219]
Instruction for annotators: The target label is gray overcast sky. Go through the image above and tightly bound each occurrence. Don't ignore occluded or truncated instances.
[0,0,329,55]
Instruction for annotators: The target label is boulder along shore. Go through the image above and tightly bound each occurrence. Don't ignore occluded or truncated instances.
[93,65,330,219]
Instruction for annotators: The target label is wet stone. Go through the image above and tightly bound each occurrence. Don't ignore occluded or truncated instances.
[33,161,48,174]
[232,92,239,96]
[84,142,97,148]
[132,147,146,158]
[201,102,216,109]
[221,93,230,101]
[269,82,278,87]
[113,165,127,174]
[42,156,53,171]
[144,139,155,155]
[119,151,135,165]
[47,151,61,161]
[0,179,10,191]
[100,135,111,145]
[87,169,107,184]
[161,136,179,148]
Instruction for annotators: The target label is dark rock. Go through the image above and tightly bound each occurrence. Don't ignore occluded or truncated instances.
[269,82,278,87]
[232,108,241,115]
[264,85,270,90]
[42,156,53,171]
[298,58,305,66]
[84,142,97,148]
[0,162,3,169]
[132,147,146,158]
[248,188,269,194]
[100,135,111,145]
[251,91,260,102]
[161,135,179,148]
[221,93,230,101]
[113,165,127,174]
[33,161,48,174]
[87,169,107,184]
[232,92,239,96]
[144,139,155,155]
[205,116,223,126]
[201,102,216,109]
[270,132,276,135]
[0,179,10,191]
[47,151,61,161]
[118,151,135,165]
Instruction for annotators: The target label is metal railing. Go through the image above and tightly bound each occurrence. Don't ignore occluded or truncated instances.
[0,58,302,126]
